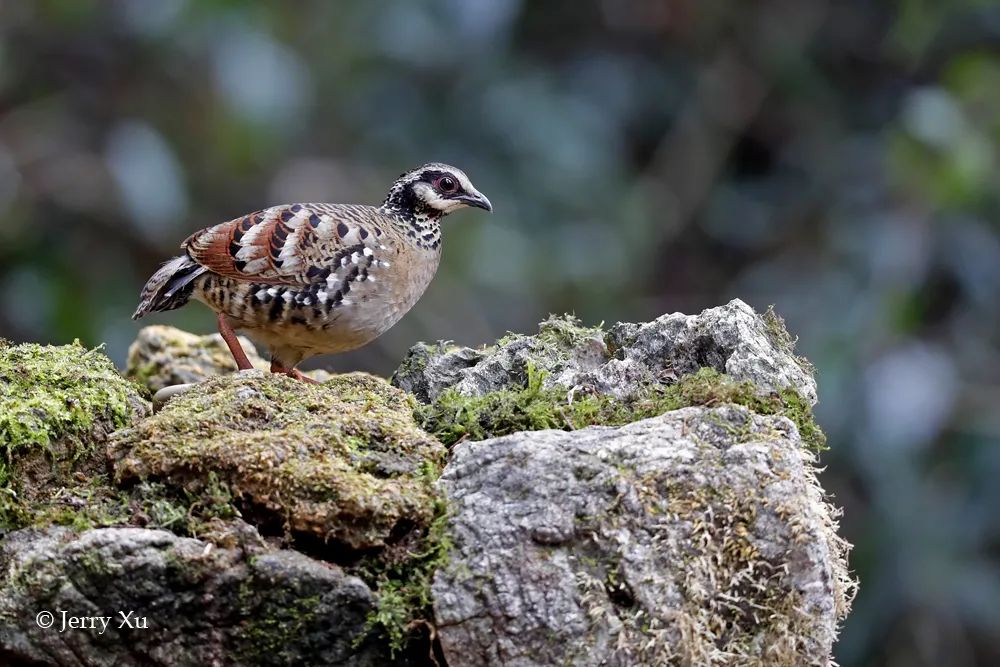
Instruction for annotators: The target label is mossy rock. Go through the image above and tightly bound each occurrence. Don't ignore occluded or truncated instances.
[417,365,826,452]
[126,325,333,394]
[400,301,826,453]
[0,340,148,527]
[394,314,608,403]
[110,370,446,550]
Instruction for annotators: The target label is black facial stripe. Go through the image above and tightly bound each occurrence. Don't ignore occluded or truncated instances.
[420,169,449,182]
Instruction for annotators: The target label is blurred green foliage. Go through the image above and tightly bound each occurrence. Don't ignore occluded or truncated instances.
[1,1,999,665]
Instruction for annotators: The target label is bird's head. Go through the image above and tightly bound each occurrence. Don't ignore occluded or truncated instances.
[383,163,492,220]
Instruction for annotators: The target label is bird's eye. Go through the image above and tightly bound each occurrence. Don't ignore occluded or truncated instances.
[437,176,457,193]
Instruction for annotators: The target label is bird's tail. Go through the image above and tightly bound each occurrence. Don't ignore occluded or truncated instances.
[132,255,207,320]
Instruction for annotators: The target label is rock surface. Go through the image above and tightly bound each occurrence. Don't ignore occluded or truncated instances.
[0,526,389,666]
[393,299,817,404]
[433,406,853,666]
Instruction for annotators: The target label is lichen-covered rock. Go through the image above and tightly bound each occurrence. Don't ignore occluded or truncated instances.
[126,325,331,393]
[394,299,817,404]
[432,406,854,666]
[0,340,148,527]
[0,526,390,665]
[110,370,445,550]
[403,303,826,452]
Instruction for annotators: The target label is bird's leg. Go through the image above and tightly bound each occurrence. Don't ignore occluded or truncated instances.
[269,359,320,384]
[217,313,254,371]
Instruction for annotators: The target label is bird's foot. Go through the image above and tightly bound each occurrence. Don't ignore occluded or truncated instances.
[286,368,320,384]
[270,360,321,384]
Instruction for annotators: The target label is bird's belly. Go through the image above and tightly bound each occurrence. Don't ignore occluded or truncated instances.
[194,248,439,356]
[243,298,411,355]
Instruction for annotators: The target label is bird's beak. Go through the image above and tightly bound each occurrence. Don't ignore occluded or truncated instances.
[459,191,493,212]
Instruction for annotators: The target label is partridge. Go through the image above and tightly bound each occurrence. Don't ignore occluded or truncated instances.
[132,163,491,382]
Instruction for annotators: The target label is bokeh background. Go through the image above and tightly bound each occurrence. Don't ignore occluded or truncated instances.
[1,1,999,664]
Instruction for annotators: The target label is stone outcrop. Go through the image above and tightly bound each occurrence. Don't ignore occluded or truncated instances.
[0,526,389,665]
[433,406,853,666]
[0,300,854,666]
[393,299,817,404]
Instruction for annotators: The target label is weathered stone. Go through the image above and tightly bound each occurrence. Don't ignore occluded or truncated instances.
[394,299,817,404]
[0,526,389,666]
[110,370,445,550]
[432,406,854,666]
[126,325,331,393]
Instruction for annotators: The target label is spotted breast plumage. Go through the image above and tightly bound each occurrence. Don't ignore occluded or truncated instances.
[132,163,492,382]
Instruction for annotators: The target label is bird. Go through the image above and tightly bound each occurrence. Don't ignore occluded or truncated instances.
[132,163,492,383]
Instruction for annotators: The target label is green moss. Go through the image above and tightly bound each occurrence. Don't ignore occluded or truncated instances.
[777,387,826,450]
[2,466,242,539]
[0,340,143,486]
[353,496,453,657]
[417,366,826,452]
[535,314,606,349]
[237,588,324,663]
[26,477,131,531]
[763,305,816,376]
[0,487,28,528]
[112,371,446,549]
[0,340,147,531]
[493,315,608,365]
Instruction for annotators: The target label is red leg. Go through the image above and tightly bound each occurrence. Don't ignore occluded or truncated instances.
[217,313,253,370]
[269,359,320,384]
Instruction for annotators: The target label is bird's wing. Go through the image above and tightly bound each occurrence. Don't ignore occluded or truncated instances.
[183,203,390,286]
